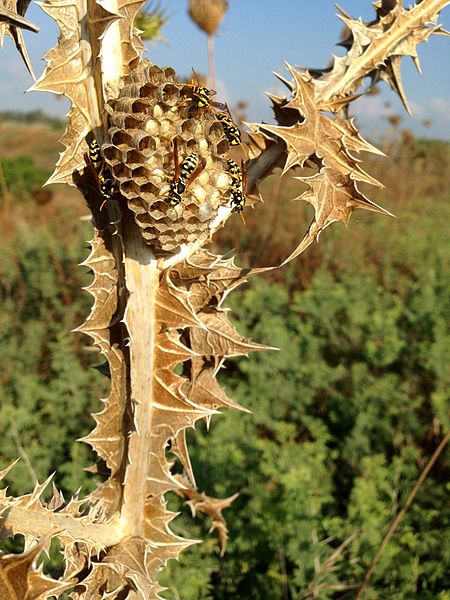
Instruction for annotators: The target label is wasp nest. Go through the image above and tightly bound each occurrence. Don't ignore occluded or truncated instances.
[102,60,232,252]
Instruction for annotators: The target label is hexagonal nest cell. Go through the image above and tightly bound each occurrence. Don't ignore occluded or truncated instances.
[102,60,234,252]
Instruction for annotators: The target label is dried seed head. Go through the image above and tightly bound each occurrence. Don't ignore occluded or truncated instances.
[188,0,228,36]
[103,60,232,253]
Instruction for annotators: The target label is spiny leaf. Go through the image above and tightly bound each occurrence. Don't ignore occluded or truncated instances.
[175,476,239,557]
[0,539,71,600]
[170,249,250,309]
[116,0,148,69]
[324,0,450,112]
[282,168,393,265]
[76,230,126,476]
[76,232,119,350]
[155,331,197,370]
[32,0,120,184]
[156,272,204,328]
[0,1,37,33]
[78,347,126,475]
[170,429,196,486]
[191,311,277,358]
[0,0,37,78]
[188,367,251,415]
[258,68,382,186]
[251,63,393,263]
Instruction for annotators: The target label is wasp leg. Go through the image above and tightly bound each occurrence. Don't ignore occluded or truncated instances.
[241,160,247,192]
[210,100,227,112]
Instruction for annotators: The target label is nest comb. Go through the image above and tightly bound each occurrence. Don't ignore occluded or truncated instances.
[102,60,232,253]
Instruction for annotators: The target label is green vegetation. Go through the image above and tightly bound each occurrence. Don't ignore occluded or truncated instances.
[0,220,104,496]
[0,109,64,129]
[159,191,449,598]
[1,155,52,198]
[0,131,448,597]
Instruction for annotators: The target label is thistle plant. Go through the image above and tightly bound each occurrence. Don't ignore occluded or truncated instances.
[0,1,449,598]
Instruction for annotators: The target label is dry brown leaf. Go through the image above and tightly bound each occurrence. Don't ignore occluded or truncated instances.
[191,311,277,358]
[0,473,120,554]
[188,366,251,415]
[322,0,450,112]
[75,230,127,478]
[156,272,204,328]
[0,0,37,32]
[31,0,121,185]
[116,0,147,70]
[0,539,70,600]
[246,1,450,265]
[282,167,393,265]
[175,476,238,556]
[0,0,37,78]
[170,429,197,486]
[258,67,383,184]
[155,331,197,370]
[170,250,250,310]
[250,63,392,265]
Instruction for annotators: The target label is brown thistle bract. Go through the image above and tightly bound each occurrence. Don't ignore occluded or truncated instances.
[188,0,228,35]
[1,0,450,598]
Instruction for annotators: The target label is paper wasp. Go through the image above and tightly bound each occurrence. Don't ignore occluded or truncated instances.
[84,140,117,209]
[179,71,225,111]
[165,139,206,207]
[179,74,243,150]
[181,82,217,110]
[215,103,241,147]
[226,159,246,223]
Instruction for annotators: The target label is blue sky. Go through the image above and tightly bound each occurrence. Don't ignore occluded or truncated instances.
[1,1,450,140]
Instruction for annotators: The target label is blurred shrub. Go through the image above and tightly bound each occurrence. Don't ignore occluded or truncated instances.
[1,155,51,199]
[0,221,105,496]
[0,133,448,597]
[161,180,449,598]
[0,110,64,129]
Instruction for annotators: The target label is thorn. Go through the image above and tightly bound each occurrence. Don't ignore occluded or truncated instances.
[411,54,422,76]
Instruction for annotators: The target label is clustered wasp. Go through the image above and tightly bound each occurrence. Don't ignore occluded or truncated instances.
[86,74,247,221]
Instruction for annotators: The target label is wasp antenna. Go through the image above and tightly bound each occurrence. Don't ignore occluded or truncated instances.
[224,102,233,119]
[239,211,246,226]
[173,138,180,180]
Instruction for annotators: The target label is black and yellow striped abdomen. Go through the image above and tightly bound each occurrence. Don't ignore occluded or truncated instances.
[87,139,117,208]
[88,140,104,173]
[227,159,242,184]
[179,153,200,181]
[216,113,241,146]
[183,84,214,109]
[226,160,245,215]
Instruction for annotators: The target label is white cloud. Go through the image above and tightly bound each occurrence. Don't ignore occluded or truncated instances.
[342,90,450,140]
[352,94,393,119]
[426,97,450,122]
